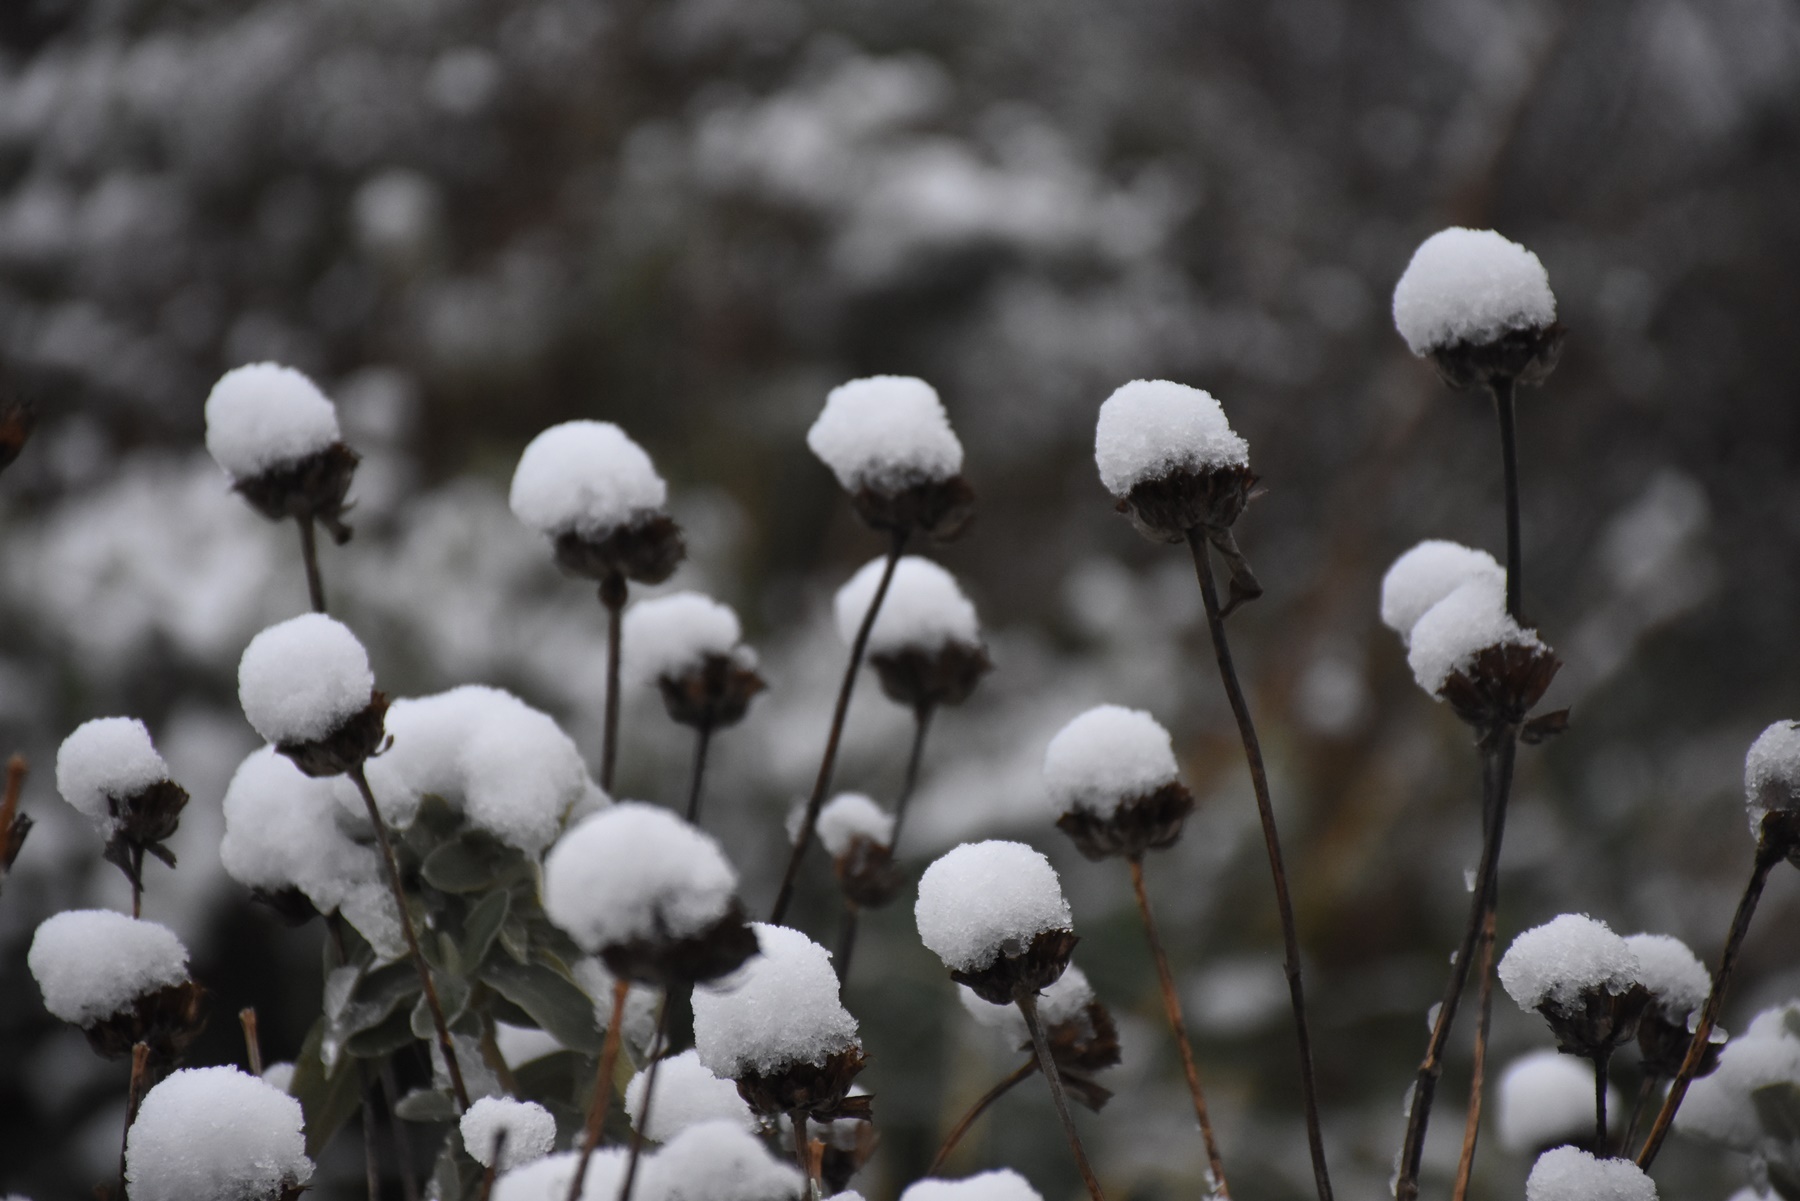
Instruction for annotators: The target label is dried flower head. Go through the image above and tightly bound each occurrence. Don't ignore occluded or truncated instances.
[960,965,1120,1109]
[55,717,190,892]
[1406,574,1560,731]
[916,840,1077,1004]
[624,592,766,729]
[204,363,360,541]
[806,794,901,908]
[125,1066,314,1201]
[28,910,207,1066]
[1744,720,1800,860]
[509,420,686,586]
[1500,914,1649,1060]
[237,614,387,777]
[807,376,974,541]
[836,557,990,710]
[1393,228,1565,391]
[1043,705,1194,861]
[1625,933,1718,1079]
[1095,378,1256,538]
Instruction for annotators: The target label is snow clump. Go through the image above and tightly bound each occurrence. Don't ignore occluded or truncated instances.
[1523,1146,1656,1201]
[493,1150,629,1201]
[1622,933,1710,1022]
[916,841,1073,973]
[835,556,980,655]
[623,592,746,684]
[693,923,859,1079]
[124,1066,314,1201]
[960,964,1095,1047]
[1499,914,1641,1015]
[811,793,895,856]
[237,613,375,745]
[1745,720,1800,836]
[544,803,737,954]
[508,420,667,538]
[898,1169,1044,1201]
[54,717,172,836]
[1392,228,1556,357]
[28,910,190,1025]
[1042,705,1180,816]
[806,376,963,494]
[1094,379,1248,497]
[461,1097,557,1170]
[1379,541,1505,641]
[1406,573,1543,695]
[1497,1050,1620,1154]
[204,363,341,480]
[1678,1003,1800,1149]
[642,1119,805,1201]
[625,1049,756,1142]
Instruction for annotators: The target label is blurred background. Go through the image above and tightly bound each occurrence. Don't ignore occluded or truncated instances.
[3,0,1800,1197]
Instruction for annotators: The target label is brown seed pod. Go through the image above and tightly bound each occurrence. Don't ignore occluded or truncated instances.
[552,514,686,586]
[850,474,976,543]
[833,837,904,910]
[734,1046,871,1122]
[1536,982,1651,1062]
[84,980,209,1068]
[1637,1009,1722,1080]
[1054,781,1195,863]
[233,442,361,543]
[868,641,991,711]
[952,927,1080,1007]
[1437,641,1562,732]
[598,902,760,989]
[657,652,767,730]
[1427,322,1566,392]
[276,693,390,778]
[1116,463,1258,546]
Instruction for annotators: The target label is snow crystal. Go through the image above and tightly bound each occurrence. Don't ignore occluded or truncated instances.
[28,909,189,1025]
[1497,1050,1618,1154]
[124,1066,314,1201]
[1093,379,1249,498]
[960,964,1095,1047]
[814,793,895,857]
[915,841,1073,973]
[221,745,385,918]
[623,592,744,684]
[1392,228,1557,357]
[834,556,980,656]
[203,362,341,480]
[693,923,859,1078]
[1678,1004,1800,1150]
[641,1119,805,1201]
[625,1049,756,1142]
[1524,1147,1656,1201]
[898,1169,1044,1201]
[1622,933,1710,1021]
[1406,574,1543,696]
[543,803,738,953]
[1379,541,1505,642]
[1745,720,1800,836]
[237,613,375,745]
[493,1150,629,1201]
[508,420,667,538]
[461,1097,556,1170]
[1499,914,1640,1014]
[806,375,964,494]
[1042,705,1179,816]
[54,716,171,836]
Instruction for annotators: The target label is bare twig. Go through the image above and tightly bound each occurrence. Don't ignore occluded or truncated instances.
[929,1059,1038,1174]
[616,995,672,1201]
[1593,1050,1612,1154]
[685,722,713,824]
[888,703,936,852]
[601,575,626,793]
[1621,1074,1658,1156]
[239,1007,264,1075]
[567,978,632,1201]
[1017,990,1107,1201]
[1450,907,1498,1201]
[117,1041,151,1198]
[477,1131,506,1201]
[1492,379,1523,622]
[297,516,327,614]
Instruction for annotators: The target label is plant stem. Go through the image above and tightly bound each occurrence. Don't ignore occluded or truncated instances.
[1636,837,1782,1168]
[1188,530,1332,1201]
[1621,1074,1658,1155]
[771,530,907,924]
[380,1058,421,1201]
[835,902,859,985]
[929,1059,1037,1173]
[1450,906,1498,1201]
[297,515,327,614]
[1128,856,1230,1195]
[1017,990,1107,1201]
[685,722,713,824]
[568,979,632,1201]
[129,844,143,918]
[1492,377,1522,622]
[239,1007,263,1075]
[346,763,470,1111]
[477,1132,506,1201]
[359,1058,382,1201]
[616,995,671,1201]
[1593,1050,1612,1154]
[888,703,936,852]
[118,1041,150,1198]
[601,575,626,793]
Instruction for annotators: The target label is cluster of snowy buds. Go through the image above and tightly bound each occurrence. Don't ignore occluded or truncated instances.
[28,909,206,1067]
[204,362,361,542]
[54,717,190,900]
[806,375,974,542]
[623,592,765,732]
[1499,914,1651,1062]
[810,794,901,909]
[1393,227,1565,393]
[837,556,990,714]
[1043,705,1193,861]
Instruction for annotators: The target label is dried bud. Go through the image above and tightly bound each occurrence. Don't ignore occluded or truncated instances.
[1393,228,1563,391]
[817,1100,880,1194]
[205,364,359,537]
[835,837,904,909]
[552,514,686,587]
[1437,642,1562,732]
[869,641,991,711]
[658,651,766,730]
[1426,324,1565,392]
[1501,915,1647,1060]
[1055,783,1194,862]
[85,979,210,1067]
[736,1046,873,1123]
[807,376,972,542]
[951,927,1080,1007]
[1406,574,1560,730]
[232,442,361,542]
[849,474,976,542]
[1044,706,1193,861]
[598,903,760,990]
[275,693,390,779]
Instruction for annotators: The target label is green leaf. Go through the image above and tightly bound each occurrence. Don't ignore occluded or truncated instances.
[460,889,511,971]
[497,920,531,965]
[346,1006,418,1058]
[410,973,472,1042]
[478,960,604,1054]
[394,1087,459,1124]
[289,1017,364,1159]
[422,831,527,893]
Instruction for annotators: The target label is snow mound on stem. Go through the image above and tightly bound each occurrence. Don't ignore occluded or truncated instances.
[28,909,189,1025]
[508,420,667,538]
[204,362,341,479]
[54,716,171,836]
[1392,228,1556,356]
[1042,704,1179,816]
[693,923,859,1079]
[124,1066,314,1201]
[806,375,963,494]
[915,840,1072,973]
[1094,379,1248,497]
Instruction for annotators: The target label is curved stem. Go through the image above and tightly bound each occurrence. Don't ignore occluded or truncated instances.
[929,1059,1038,1174]
[616,995,671,1201]
[1017,990,1107,1201]
[1492,377,1522,622]
[1188,531,1332,1201]
[1450,906,1498,1201]
[771,530,907,924]
[685,723,713,825]
[1593,1050,1612,1155]
[298,515,327,614]
[888,704,936,853]
[1128,857,1230,1195]
[601,577,626,793]
[567,979,631,1201]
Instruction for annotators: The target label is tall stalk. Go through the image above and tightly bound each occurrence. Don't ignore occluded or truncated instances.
[1187,531,1332,1201]
[1450,907,1497,1201]
[600,575,626,793]
[117,1041,150,1199]
[888,704,936,851]
[297,516,327,614]
[929,1059,1037,1173]
[1592,1050,1612,1154]
[1493,379,1522,622]
[566,978,632,1201]
[616,997,671,1201]
[685,723,713,824]
[1017,991,1107,1201]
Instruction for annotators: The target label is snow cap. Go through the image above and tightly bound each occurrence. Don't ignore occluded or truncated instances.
[693,923,859,1079]
[898,1170,1044,1201]
[1042,705,1180,816]
[1497,1050,1620,1154]
[623,592,744,684]
[493,1150,629,1201]
[642,1119,805,1201]
[461,1097,556,1170]
[1678,1002,1800,1150]
[124,1066,314,1201]
[835,556,981,655]
[221,745,385,916]
[806,376,963,494]
[1392,228,1556,356]
[544,803,738,953]
[1499,914,1640,1014]
[28,909,190,1025]
[1622,933,1709,1022]
[508,420,667,538]
[54,717,171,836]
[1406,573,1542,695]
[960,964,1095,1047]
[1524,1147,1656,1201]
[625,1049,757,1142]
[1380,541,1505,642]
[237,613,375,745]
[1745,720,1800,836]
[1094,379,1249,497]
[915,841,1073,973]
[811,793,895,857]
[204,363,341,480]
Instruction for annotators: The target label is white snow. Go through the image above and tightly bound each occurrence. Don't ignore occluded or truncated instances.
[28,909,190,1025]
[1523,1147,1656,1201]
[834,556,980,655]
[915,841,1073,973]
[508,420,668,538]
[493,1149,629,1201]
[461,1097,557,1170]
[1379,541,1505,642]
[1678,1003,1800,1150]
[1497,1050,1619,1154]
[1406,574,1543,695]
[641,1119,805,1201]
[625,1049,756,1142]
[1744,720,1800,836]
[54,716,171,836]
[623,592,745,684]
[693,923,860,1078]
[1622,933,1710,1021]
[236,613,375,745]
[543,803,738,953]
[575,961,664,1060]
[1041,705,1180,816]
[1392,228,1557,356]
[805,375,964,494]
[813,793,895,857]
[261,1063,296,1094]
[898,1169,1044,1201]
[494,1023,563,1069]
[960,963,1095,1047]
[204,362,342,480]
[123,1066,314,1201]
[1093,379,1249,497]
[1499,914,1641,1014]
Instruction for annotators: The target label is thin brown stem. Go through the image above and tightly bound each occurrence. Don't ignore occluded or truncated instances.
[1636,837,1781,1168]
[1593,1051,1612,1155]
[129,844,144,918]
[1188,531,1332,1201]
[567,978,631,1201]
[297,516,327,614]
[1621,1074,1659,1155]
[118,1041,150,1198]
[1128,856,1230,1195]
[379,1058,421,1201]
[1017,990,1107,1201]
[601,576,626,793]
[477,1132,506,1201]
[616,995,672,1201]
[771,530,907,924]
[346,763,470,1111]
[835,903,859,986]
[685,723,713,825]
[1492,378,1522,623]
[239,1007,264,1075]
[929,1059,1038,1174]
[1451,906,1498,1201]
[888,703,936,852]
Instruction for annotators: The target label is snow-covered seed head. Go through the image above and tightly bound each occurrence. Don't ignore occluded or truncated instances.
[29,909,189,1027]
[543,802,755,985]
[1405,573,1558,727]
[54,717,187,857]
[959,964,1120,1083]
[237,614,385,776]
[623,592,765,730]
[204,363,360,536]
[1524,1147,1656,1201]
[1379,540,1505,643]
[1498,1050,1620,1156]
[1676,1002,1800,1150]
[124,1066,314,1201]
[508,421,685,586]
[460,1097,556,1171]
[1392,228,1563,390]
[1624,933,1716,1077]
[1500,914,1649,1057]
[836,556,990,710]
[693,923,865,1120]
[1094,379,1254,544]
[1744,720,1800,849]
[221,745,379,925]
[1043,705,1193,861]
[640,1119,807,1201]
[625,1048,757,1143]
[493,1150,629,1201]
[809,793,902,909]
[915,840,1076,1004]
[898,1169,1045,1201]
[807,376,972,539]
